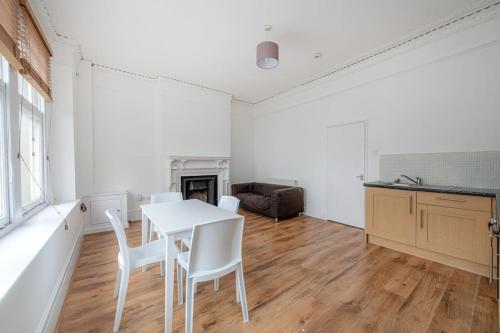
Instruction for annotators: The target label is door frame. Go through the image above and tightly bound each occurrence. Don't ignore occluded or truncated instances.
[325,119,368,228]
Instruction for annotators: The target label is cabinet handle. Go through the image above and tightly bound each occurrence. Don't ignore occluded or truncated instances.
[420,209,424,229]
[435,197,466,203]
[409,196,413,214]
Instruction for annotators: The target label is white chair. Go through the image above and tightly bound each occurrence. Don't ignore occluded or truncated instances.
[177,217,249,333]
[180,195,240,291]
[106,209,166,332]
[148,192,183,242]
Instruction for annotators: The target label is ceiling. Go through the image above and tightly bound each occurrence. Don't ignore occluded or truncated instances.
[43,0,495,103]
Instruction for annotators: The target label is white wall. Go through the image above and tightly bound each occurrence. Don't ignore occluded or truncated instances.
[75,66,232,215]
[48,43,79,202]
[230,101,254,184]
[252,15,500,219]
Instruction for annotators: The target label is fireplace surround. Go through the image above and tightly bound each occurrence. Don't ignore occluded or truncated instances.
[166,156,230,203]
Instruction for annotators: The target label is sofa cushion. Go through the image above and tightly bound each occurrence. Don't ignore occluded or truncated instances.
[235,193,272,211]
[252,183,288,196]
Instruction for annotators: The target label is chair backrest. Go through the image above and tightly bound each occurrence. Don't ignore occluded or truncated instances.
[105,209,130,263]
[218,195,240,213]
[187,218,244,276]
[151,192,183,204]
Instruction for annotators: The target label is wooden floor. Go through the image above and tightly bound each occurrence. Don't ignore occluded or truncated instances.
[57,210,499,333]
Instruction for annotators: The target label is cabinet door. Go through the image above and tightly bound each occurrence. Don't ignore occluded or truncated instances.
[416,204,490,265]
[366,188,416,245]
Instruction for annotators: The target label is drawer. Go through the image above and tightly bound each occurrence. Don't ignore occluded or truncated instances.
[417,192,492,212]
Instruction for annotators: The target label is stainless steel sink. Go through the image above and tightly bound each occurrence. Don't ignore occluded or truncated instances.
[390,183,414,187]
[382,182,416,187]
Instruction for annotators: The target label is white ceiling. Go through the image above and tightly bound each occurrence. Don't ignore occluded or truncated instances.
[43,0,495,103]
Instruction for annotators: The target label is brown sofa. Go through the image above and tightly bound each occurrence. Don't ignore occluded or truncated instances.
[232,182,304,222]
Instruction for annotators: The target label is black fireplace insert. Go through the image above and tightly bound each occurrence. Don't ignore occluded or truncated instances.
[181,175,218,205]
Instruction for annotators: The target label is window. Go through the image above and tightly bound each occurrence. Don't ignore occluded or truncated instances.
[18,74,45,212]
[0,0,52,232]
[0,56,9,82]
[0,57,9,227]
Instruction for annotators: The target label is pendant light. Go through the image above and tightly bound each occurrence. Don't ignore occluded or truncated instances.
[256,25,279,69]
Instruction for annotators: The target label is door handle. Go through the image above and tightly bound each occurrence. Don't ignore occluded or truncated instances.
[436,197,466,203]
[409,196,413,214]
[355,174,364,181]
[420,209,424,229]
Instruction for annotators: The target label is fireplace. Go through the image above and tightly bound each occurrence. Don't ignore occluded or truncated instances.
[181,175,218,205]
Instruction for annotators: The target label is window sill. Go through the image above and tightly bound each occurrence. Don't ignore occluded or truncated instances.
[0,200,80,301]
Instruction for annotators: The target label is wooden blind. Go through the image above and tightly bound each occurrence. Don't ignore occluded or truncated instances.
[0,0,22,69]
[18,0,52,101]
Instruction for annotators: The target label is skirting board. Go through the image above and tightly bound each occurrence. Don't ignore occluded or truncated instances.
[37,225,84,333]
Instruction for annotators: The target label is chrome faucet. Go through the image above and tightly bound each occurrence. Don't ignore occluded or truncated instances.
[400,174,422,186]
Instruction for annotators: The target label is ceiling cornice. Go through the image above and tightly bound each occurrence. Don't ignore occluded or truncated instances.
[253,1,500,105]
[37,0,500,105]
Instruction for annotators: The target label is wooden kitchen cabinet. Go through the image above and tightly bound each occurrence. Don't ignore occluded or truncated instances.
[416,204,490,265]
[365,187,416,246]
[366,187,496,277]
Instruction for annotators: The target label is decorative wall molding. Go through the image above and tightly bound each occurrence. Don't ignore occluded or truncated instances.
[253,12,500,117]
[36,0,500,105]
[39,231,82,333]
[253,1,500,105]
[167,156,231,198]
[36,204,84,333]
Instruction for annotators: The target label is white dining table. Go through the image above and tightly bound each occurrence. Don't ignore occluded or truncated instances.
[140,199,244,333]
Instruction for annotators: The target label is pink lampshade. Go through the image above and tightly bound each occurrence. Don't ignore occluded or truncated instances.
[256,41,279,69]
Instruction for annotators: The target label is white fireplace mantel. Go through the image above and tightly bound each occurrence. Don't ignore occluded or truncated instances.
[166,156,231,199]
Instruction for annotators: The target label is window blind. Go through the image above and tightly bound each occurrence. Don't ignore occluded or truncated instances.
[0,0,22,69]
[18,0,52,101]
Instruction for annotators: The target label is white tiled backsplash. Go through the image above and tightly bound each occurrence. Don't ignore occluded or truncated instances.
[380,151,500,189]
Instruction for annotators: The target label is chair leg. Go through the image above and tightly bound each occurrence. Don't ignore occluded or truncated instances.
[160,261,165,277]
[236,264,249,322]
[177,262,183,304]
[148,222,154,242]
[185,278,195,333]
[214,278,219,291]
[114,268,130,332]
[235,272,240,303]
[113,268,121,299]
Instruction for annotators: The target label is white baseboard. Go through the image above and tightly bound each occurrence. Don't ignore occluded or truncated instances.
[38,225,84,333]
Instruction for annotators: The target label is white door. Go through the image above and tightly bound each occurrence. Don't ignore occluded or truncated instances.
[327,121,365,228]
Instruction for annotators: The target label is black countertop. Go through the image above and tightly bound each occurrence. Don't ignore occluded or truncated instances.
[364,181,500,198]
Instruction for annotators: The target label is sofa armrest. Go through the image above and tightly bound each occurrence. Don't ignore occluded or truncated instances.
[231,182,254,195]
[270,187,304,219]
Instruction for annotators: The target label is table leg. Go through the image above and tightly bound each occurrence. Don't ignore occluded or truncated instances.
[142,213,148,272]
[165,234,176,333]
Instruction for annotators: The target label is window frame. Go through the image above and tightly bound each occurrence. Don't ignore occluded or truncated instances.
[17,74,47,217]
[19,93,46,214]
[0,76,10,228]
[0,58,48,237]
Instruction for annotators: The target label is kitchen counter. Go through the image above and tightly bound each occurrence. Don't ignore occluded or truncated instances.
[364,181,500,221]
[364,181,500,197]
